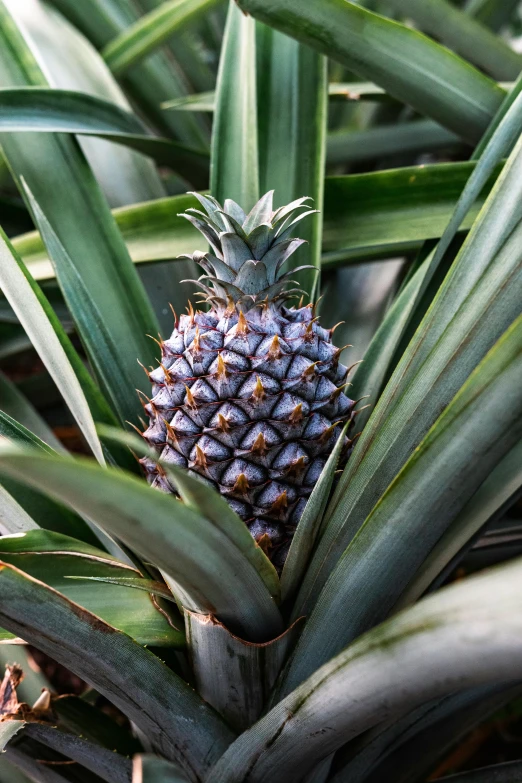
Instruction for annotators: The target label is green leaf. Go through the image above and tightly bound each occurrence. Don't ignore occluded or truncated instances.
[0,371,62,452]
[235,0,505,143]
[302,119,522,619]
[465,0,519,32]
[0,448,284,643]
[102,0,221,76]
[280,423,347,605]
[383,0,522,81]
[23,184,146,428]
[185,611,302,733]
[0,230,105,463]
[327,120,462,166]
[99,426,281,603]
[0,412,101,544]
[0,563,235,779]
[0,87,209,185]
[206,556,522,783]
[211,0,259,211]
[162,90,216,111]
[282,311,522,695]
[53,695,141,757]
[14,164,498,283]
[256,24,326,296]
[41,0,210,148]
[398,439,522,608]
[350,82,522,427]
[0,722,24,752]
[0,2,162,421]
[0,488,38,536]
[134,756,189,783]
[0,530,184,647]
[22,723,132,783]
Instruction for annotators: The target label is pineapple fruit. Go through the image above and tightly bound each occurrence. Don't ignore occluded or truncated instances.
[141,192,355,567]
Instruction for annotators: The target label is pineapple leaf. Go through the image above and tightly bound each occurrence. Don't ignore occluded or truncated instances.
[0,447,284,642]
[235,0,505,143]
[0,722,24,753]
[21,723,132,783]
[0,488,38,536]
[284,312,522,695]
[102,0,221,76]
[211,0,259,211]
[0,229,106,464]
[0,529,184,646]
[243,191,274,234]
[0,563,235,778]
[383,0,522,80]
[0,87,208,187]
[306,130,522,616]
[98,425,281,603]
[207,556,522,783]
[0,371,64,452]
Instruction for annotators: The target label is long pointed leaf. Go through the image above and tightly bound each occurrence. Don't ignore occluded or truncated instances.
[0,563,234,780]
[207,556,522,783]
[0,449,283,642]
[235,0,505,143]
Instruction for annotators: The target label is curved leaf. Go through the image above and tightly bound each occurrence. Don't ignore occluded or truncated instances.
[0,563,234,779]
[281,310,522,695]
[0,530,184,647]
[0,448,284,643]
[206,556,522,782]
[211,0,259,211]
[103,0,221,76]
[0,87,209,184]
[235,0,505,143]
[0,371,63,451]
[133,756,189,783]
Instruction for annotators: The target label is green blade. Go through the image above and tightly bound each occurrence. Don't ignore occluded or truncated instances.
[0,529,184,647]
[301,113,522,618]
[0,563,235,778]
[99,426,281,603]
[0,1,161,423]
[0,370,63,451]
[211,0,259,211]
[44,0,209,147]
[256,24,326,297]
[281,310,522,695]
[0,228,106,462]
[383,0,522,80]
[235,0,505,143]
[0,448,284,642]
[0,412,101,545]
[206,555,522,783]
[0,87,209,185]
[102,0,221,76]
[465,0,520,32]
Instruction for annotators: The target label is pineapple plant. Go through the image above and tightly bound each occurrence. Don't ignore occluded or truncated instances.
[142,193,355,566]
[0,0,521,781]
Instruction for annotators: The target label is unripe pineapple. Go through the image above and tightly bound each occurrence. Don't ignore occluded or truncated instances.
[141,192,355,569]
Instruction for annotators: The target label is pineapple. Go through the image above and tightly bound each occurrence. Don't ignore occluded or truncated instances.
[141,192,355,566]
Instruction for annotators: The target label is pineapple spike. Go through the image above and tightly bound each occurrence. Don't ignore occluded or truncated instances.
[216,353,229,379]
[184,385,197,409]
[319,421,343,444]
[137,359,152,380]
[346,359,364,375]
[164,419,179,446]
[267,335,282,360]
[269,490,288,516]
[330,321,346,336]
[168,302,177,325]
[194,445,208,468]
[127,421,148,440]
[233,473,250,495]
[237,310,249,335]
[252,376,266,401]
[250,432,269,456]
[286,456,307,477]
[159,363,173,385]
[289,403,304,424]
[302,362,320,379]
[146,333,164,350]
[330,383,353,401]
[187,300,195,324]
[216,413,230,433]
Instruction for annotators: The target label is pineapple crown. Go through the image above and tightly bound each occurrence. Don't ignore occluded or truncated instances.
[178,191,317,312]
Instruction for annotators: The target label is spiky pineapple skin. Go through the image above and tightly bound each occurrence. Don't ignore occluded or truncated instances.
[141,301,354,567]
